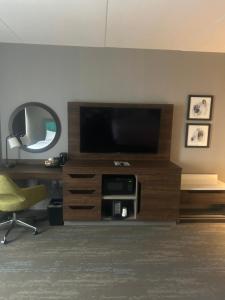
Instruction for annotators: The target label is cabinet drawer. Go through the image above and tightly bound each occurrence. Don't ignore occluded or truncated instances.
[64,188,100,197]
[63,205,101,221]
[64,180,100,190]
[64,174,100,188]
[64,193,100,206]
[180,191,225,209]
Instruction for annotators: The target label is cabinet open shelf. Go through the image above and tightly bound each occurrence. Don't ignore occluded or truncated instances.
[101,175,138,220]
[102,195,137,200]
[102,215,136,221]
[101,199,136,220]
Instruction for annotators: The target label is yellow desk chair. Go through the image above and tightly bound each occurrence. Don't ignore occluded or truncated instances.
[0,175,48,244]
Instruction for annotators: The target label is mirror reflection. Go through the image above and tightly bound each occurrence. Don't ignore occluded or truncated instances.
[9,102,61,153]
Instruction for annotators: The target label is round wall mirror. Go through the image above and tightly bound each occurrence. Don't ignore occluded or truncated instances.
[9,102,61,153]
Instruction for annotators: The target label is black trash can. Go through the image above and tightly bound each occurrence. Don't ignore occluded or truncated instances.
[48,198,64,225]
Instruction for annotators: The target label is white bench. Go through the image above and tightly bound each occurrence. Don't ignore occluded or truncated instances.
[179,174,225,222]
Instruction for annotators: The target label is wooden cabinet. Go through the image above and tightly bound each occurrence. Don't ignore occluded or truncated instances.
[138,171,180,221]
[63,160,181,222]
[178,174,225,222]
[63,168,101,221]
[179,190,225,222]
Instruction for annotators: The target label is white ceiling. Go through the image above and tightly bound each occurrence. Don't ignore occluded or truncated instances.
[0,0,225,52]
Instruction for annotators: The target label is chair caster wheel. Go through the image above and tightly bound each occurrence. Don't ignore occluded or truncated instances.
[1,238,7,245]
[33,230,38,235]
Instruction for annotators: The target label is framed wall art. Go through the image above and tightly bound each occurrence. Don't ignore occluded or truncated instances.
[185,123,211,148]
[187,95,213,120]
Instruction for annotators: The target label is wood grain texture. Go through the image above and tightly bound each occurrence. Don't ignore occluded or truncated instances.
[0,163,62,180]
[179,190,225,222]
[63,174,100,189]
[180,191,225,209]
[66,102,180,221]
[63,206,101,221]
[63,162,102,220]
[138,173,181,221]
[64,189,100,200]
[63,160,180,174]
[63,160,181,221]
[63,193,101,206]
[68,102,173,161]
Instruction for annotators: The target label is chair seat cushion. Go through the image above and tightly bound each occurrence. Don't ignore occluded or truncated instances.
[0,175,48,212]
[0,194,26,212]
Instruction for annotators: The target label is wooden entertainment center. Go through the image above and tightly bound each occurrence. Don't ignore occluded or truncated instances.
[63,102,181,222]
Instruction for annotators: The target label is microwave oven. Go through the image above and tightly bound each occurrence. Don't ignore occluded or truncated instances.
[102,175,136,195]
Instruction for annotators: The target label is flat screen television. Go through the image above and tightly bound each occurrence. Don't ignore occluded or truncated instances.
[80,107,161,153]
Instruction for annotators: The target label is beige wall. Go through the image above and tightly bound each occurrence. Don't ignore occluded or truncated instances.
[1,44,225,179]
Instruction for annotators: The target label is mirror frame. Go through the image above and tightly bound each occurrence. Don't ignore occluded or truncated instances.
[9,102,61,153]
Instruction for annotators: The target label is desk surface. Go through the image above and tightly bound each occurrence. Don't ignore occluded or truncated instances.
[0,164,62,180]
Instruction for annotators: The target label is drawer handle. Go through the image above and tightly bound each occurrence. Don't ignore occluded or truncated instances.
[69,189,95,194]
[68,205,95,210]
[69,174,95,179]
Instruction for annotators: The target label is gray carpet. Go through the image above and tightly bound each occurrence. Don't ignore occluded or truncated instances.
[1,222,225,300]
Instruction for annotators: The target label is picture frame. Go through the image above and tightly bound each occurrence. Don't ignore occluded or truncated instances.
[185,123,211,148]
[187,95,213,120]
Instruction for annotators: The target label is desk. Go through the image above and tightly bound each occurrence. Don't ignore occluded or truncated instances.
[0,163,62,213]
[0,164,62,180]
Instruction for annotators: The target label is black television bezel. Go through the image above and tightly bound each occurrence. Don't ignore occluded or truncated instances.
[68,102,173,161]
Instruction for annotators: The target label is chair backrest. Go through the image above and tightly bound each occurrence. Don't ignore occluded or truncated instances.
[0,175,23,196]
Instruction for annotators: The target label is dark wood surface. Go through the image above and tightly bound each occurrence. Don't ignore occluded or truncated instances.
[63,162,102,220]
[63,159,180,174]
[63,160,181,221]
[181,190,225,209]
[68,102,174,161]
[66,102,180,221]
[0,163,63,180]
[179,190,225,222]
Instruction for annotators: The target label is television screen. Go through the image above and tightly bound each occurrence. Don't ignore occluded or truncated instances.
[80,107,161,153]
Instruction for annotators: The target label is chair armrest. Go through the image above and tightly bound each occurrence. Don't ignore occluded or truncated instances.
[21,185,48,202]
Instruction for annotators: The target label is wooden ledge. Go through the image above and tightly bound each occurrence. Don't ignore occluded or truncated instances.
[181,174,225,191]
